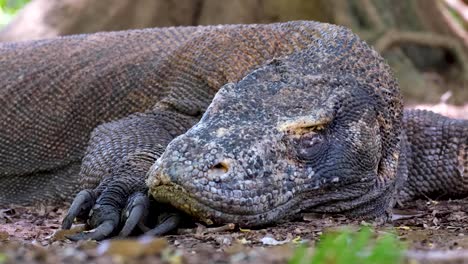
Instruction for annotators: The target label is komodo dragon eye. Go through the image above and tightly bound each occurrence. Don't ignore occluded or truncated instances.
[278,117,330,162]
[292,125,327,161]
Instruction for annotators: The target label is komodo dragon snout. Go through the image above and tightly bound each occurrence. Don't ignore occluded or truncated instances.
[147,58,393,227]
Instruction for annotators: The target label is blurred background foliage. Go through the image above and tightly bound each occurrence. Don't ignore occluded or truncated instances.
[0,0,466,105]
[0,0,29,27]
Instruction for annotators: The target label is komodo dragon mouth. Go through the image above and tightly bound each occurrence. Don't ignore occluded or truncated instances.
[149,178,386,227]
[149,182,303,227]
[148,153,388,227]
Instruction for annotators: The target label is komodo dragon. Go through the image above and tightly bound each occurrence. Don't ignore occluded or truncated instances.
[0,21,466,240]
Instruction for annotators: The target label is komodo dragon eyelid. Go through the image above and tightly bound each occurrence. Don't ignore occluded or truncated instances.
[277,115,332,135]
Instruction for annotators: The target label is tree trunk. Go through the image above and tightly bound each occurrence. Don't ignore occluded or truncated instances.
[0,0,202,42]
[326,0,467,104]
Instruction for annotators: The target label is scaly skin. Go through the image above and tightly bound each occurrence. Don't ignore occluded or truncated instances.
[0,21,465,240]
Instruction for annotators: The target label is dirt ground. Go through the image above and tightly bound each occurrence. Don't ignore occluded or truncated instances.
[0,104,466,264]
[1,199,468,264]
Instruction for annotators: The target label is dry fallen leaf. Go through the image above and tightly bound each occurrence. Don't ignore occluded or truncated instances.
[97,237,168,257]
[292,236,302,244]
[260,235,290,246]
[392,209,425,221]
[237,238,250,245]
[397,226,411,231]
[225,242,247,255]
[0,231,9,241]
[302,213,323,221]
[48,224,86,241]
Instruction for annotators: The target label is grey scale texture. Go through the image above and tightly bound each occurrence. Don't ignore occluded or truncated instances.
[0,21,466,236]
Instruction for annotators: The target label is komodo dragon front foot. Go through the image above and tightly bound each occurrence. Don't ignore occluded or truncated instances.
[62,187,150,241]
[63,189,182,241]
[61,111,196,240]
[63,179,185,240]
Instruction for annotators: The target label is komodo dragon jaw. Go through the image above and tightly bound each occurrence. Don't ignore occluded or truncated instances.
[146,56,398,227]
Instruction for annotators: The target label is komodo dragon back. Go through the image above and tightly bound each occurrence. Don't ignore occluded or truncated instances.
[0,26,205,203]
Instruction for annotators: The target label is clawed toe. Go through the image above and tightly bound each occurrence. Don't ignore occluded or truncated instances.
[68,201,121,241]
[62,188,184,241]
[62,189,97,230]
[63,190,153,241]
[66,220,116,241]
[144,212,182,236]
[119,192,150,237]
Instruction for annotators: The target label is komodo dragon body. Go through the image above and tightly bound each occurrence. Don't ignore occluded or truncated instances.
[0,21,466,240]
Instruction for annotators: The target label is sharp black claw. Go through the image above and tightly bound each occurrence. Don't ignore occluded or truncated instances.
[66,220,115,241]
[145,213,182,236]
[62,189,96,229]
[119,193,149,237]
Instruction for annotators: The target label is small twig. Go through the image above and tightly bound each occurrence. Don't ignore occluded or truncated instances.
[177,223,235,235]
[391,213,425,221]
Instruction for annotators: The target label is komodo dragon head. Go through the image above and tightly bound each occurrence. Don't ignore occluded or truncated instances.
[147,31,403,227]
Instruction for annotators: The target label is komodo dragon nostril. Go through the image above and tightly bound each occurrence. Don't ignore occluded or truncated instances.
[207,161,229,180]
